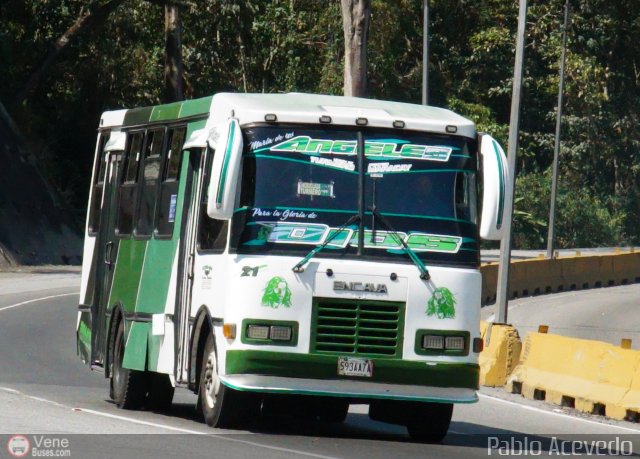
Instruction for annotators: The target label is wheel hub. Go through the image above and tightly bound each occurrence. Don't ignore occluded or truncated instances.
[203,351,220,408]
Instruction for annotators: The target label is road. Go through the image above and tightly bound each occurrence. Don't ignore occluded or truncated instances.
[0,271,638,459]
[481,283,640,346]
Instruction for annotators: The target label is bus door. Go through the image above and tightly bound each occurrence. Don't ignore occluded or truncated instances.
[91,150,124,366]
[175,148,206,382]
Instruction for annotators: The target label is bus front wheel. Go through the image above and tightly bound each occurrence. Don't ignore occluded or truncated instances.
[405,402,453,443]
[199,333,259,428]
[111,320,148,409]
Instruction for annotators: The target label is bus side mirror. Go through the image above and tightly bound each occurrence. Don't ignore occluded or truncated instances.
[206,118,243,220]
[479,134,510,240]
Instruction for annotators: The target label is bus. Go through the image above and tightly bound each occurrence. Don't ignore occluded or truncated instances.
[77,92,509,442]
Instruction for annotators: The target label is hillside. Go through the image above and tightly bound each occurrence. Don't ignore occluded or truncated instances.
[0,110,82,268]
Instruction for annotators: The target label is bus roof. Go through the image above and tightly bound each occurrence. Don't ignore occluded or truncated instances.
[100,93,476,138]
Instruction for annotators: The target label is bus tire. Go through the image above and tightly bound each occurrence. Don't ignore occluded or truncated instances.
[318,399,349,423]
[199,333,258,428]
[405,402,453,443]
[146,373,174,412]
[111,320,148,410]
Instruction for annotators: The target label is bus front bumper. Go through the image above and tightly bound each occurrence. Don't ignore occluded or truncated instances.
[221,350,479,403]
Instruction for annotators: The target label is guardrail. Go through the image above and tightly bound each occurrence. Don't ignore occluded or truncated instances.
[480,249,640,305]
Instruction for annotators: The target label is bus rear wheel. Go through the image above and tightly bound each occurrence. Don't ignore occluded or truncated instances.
[405,402,453,443]
[111,320,148,410]
[199,333,259,428]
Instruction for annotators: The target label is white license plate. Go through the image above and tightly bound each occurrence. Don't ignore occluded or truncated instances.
[337,357,373,377]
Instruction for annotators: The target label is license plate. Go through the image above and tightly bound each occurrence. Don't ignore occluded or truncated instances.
[337,357,373,377]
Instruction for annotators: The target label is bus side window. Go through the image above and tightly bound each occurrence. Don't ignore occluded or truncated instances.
[156,127,186,238]
[88,132,110,235]
[197,149,228,252]
[135,128,165,237]
[117,132,144,236]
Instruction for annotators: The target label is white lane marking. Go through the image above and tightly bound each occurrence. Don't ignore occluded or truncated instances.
[3,387,342,459]
[2,387,69,409]
[209,435,343,459]
[479,393,640,433]
[0,293,78,312]
[73,408,209,435]
[77,408,343,459]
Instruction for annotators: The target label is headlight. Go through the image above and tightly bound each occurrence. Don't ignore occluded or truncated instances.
[445,336,466,350]
[423,335,445,350]
[247,324,270,340]
[269,325,292,341]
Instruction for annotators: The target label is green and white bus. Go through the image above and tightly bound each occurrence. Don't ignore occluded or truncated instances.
[77,92,509,442]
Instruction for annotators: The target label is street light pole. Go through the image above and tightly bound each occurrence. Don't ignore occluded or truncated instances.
[422,0,429,105]
[546,0,571,259]
[495,0,528,324]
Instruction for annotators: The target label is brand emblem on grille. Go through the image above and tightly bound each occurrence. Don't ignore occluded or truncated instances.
[333,281,388,293]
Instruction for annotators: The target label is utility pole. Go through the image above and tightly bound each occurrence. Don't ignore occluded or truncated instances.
[495,0,528,324]
[422,0,429,105]
[546,0,571,259]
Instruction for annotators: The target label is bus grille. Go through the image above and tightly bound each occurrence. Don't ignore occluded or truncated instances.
[311,299,404,357]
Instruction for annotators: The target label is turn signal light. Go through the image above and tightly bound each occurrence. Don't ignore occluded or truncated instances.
[223,323,236,339]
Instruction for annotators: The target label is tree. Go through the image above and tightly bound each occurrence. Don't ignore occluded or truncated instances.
[13,0,127,107]
[164,3,183,102]
[340,0,370,97]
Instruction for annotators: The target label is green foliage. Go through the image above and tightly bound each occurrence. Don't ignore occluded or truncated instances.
[1,0,638,248]
[513,170,628,249]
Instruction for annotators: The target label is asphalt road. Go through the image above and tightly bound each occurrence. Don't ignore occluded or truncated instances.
[0,272,638,459]
[482,283,640,346]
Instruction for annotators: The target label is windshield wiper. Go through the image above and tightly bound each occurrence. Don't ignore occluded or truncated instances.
[292,214,360,273]
[369,207,431,280]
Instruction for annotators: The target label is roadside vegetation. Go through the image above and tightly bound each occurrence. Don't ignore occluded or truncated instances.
[1,0,638,249]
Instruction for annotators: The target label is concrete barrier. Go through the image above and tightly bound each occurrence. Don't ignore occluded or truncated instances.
[506,332,640,421]
[479,321,522,387]
[621,364,640,422]
[480,251,640,305]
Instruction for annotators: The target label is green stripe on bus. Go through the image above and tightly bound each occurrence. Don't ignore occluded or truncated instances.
[122,321,149,371]
[225,350,479,389]
[123,106,154,127]
[107,239,147,315]
[178,96,213,118]
[136,151,191,314]
[150,102,182,122]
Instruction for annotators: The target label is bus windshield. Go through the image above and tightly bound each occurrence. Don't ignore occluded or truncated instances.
[230,125,479,267]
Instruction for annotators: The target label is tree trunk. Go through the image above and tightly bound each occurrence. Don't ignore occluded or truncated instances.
[341,0,370,97]
[13,0,126,107]
[164,3,184,102]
